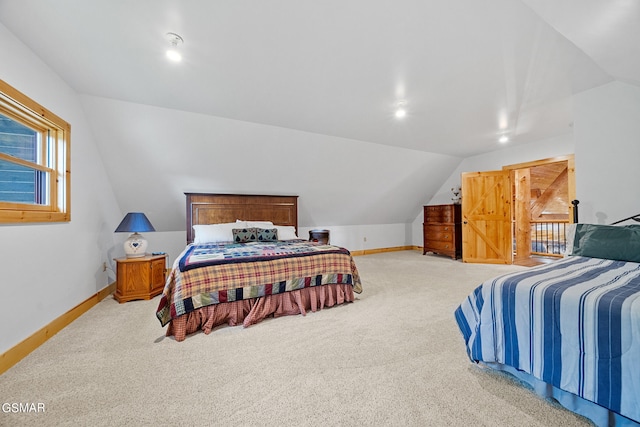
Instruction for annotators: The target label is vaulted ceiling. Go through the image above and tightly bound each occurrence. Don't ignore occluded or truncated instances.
[1,0,635,158]
[1,1,637,232]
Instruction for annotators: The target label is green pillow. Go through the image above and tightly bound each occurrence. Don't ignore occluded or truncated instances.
[572,223,640,262]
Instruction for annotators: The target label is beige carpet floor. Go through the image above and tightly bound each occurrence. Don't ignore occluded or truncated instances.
[0,251,593,426]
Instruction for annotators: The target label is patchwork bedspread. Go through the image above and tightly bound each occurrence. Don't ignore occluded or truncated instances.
[455,256,640,423]
[156,240,362,327]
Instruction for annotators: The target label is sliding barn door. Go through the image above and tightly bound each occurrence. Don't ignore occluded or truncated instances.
[461,170,512,264]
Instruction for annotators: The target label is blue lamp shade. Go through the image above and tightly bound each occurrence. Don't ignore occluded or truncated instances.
[115,212,155,233]
[115,212,155,258]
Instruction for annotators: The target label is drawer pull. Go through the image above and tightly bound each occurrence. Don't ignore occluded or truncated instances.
[444,227,449,230]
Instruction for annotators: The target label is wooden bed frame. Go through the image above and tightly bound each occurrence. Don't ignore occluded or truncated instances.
[159,193,358,342]
[185,193,299,244]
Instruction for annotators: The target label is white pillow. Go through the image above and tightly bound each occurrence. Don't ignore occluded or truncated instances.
[236,219,274,228]
[248,221,274,228]
[235,220,249,227]
[275,225,298,240]
[193,223,238,244]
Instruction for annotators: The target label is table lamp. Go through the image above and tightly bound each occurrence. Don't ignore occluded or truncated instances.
[115,212,155,258]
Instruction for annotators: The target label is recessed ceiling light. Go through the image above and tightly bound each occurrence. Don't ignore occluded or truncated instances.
[499,135,509,144]
[165,32,184,62]
[166,49,182,62]
[395,100,407,119]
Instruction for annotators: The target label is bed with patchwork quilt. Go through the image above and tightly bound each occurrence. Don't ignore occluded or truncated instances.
[156,193,363,341]
[156,240,362,341]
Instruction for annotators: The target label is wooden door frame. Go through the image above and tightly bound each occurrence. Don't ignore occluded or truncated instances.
[502,155,575,207]
[512,168,532,262]
[502,154,576,262]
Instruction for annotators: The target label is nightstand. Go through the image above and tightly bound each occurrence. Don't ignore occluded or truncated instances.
[114,254,167,303]
[309,229,330,244]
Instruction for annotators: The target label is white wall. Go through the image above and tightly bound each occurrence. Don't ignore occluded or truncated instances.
[411,133,575,245]
[573,81,640,224]
[299,223,409,253]
[0,23,122,354]
[80,95,463,261]
[410,80,640,244]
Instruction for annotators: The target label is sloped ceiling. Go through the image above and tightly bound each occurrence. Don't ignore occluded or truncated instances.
[0,0,621,156]
[523,0,640,87]
[78,95,461,231]
[0,1,635,231]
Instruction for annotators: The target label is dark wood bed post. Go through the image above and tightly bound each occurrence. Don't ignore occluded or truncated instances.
[571,199,579,223]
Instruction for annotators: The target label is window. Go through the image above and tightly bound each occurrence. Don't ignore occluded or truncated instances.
[0,79,70,223]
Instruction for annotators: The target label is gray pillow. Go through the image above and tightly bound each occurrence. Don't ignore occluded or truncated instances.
[256,228,278,242]
[232,228,257,243]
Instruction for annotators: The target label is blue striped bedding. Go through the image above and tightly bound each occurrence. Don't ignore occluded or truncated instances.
[455,256,640,424]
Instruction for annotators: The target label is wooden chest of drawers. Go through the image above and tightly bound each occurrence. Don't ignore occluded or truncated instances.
[423,204,462,260]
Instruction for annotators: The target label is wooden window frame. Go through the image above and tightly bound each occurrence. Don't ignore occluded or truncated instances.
[0,79,70,223]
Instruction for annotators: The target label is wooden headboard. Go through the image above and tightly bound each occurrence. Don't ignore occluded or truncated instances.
[185,193,299,244]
